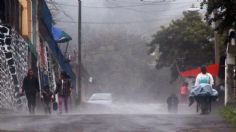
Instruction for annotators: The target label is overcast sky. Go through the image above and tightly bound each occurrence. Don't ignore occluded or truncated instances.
[50,0,201,48]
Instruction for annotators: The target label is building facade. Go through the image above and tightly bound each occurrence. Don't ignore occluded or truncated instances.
[0,0,75,110]
[225,29,236,105]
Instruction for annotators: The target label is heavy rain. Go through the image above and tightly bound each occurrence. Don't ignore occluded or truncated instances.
[0,0,236,132]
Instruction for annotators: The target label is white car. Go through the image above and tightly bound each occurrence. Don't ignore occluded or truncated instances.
[187,7,200,12]
[87,93,112,105]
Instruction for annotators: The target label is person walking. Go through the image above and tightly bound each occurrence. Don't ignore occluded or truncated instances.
[54,71,71,114]
[179,82,189,103]
[41,85,53,114]
[22,69,40,114]
[167,93,179,113]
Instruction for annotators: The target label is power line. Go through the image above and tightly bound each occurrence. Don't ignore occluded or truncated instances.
[47,1,199,25]
[83,1,199,8]
[50,4,194,13]
[46,0,74,21]
[103,0,193,19]
[56,16,182,25]
[47,1,200,8]
[48,1,198,21]
[114,4,193,18]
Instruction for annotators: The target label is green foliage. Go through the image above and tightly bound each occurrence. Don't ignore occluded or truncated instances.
[201,0,236,33]
[219,31,227,55]
[220,106,236,124]
[148,11,214,82]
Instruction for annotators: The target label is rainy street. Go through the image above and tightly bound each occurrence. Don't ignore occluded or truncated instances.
[0,103,235,132]
[1,0,236,132]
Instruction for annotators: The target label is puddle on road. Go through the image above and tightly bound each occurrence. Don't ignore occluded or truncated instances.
[73,103,196,115]
[0,103,216,132]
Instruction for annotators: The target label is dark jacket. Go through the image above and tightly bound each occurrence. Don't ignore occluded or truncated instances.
[167,95,179,106]
[22,76,39,95]
[42,86,53,103]
[167,95,179,112]
[54,79,71,97]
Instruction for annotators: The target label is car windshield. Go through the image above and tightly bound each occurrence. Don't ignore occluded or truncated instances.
[89,93,112,101]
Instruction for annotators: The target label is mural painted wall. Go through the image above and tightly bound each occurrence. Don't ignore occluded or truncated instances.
[0,24,28,110]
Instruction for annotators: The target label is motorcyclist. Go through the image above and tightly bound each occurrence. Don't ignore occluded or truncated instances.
[195,66,214,87]
[194,66,214,114]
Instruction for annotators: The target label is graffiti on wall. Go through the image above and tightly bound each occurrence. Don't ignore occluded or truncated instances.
[0,24,28,110]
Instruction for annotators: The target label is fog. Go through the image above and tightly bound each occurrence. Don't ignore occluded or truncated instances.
[51,0,201,102]
[0,1,226,132]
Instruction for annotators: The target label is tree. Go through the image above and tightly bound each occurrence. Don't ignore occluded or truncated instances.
[148,11,214,82]
[201,0,236,32]
[82,28,176,102]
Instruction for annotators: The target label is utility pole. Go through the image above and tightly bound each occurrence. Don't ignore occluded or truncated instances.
[214,10,220,86]
[214,29,220,86]
[214,32,220,64]
[77,0,82,103]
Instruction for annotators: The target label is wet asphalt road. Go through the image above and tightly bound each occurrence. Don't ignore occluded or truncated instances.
[0,113,235,132]
[0,104,235,132]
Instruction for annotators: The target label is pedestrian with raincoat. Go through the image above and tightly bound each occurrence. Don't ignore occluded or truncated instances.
[54,71,71,114]
[22,69,40,114]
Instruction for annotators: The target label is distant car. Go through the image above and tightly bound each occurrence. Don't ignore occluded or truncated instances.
[87,93,112,104]
[187,7,200,12]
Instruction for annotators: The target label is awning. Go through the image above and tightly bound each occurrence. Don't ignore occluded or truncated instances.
[45,37,75,81]
[52,26,72,43]
[40,0,53,32]
[39,0,75,81]
[180,64,219,77]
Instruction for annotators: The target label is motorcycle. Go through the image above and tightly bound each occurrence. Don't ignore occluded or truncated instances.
[195,95,212,114]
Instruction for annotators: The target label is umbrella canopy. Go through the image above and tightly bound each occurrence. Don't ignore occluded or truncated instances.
[52,26,72,43]
[180,64,219,77]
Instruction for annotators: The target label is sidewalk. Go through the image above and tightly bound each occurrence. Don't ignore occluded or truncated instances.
[0,108,14,114]
[0,130,21,132]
